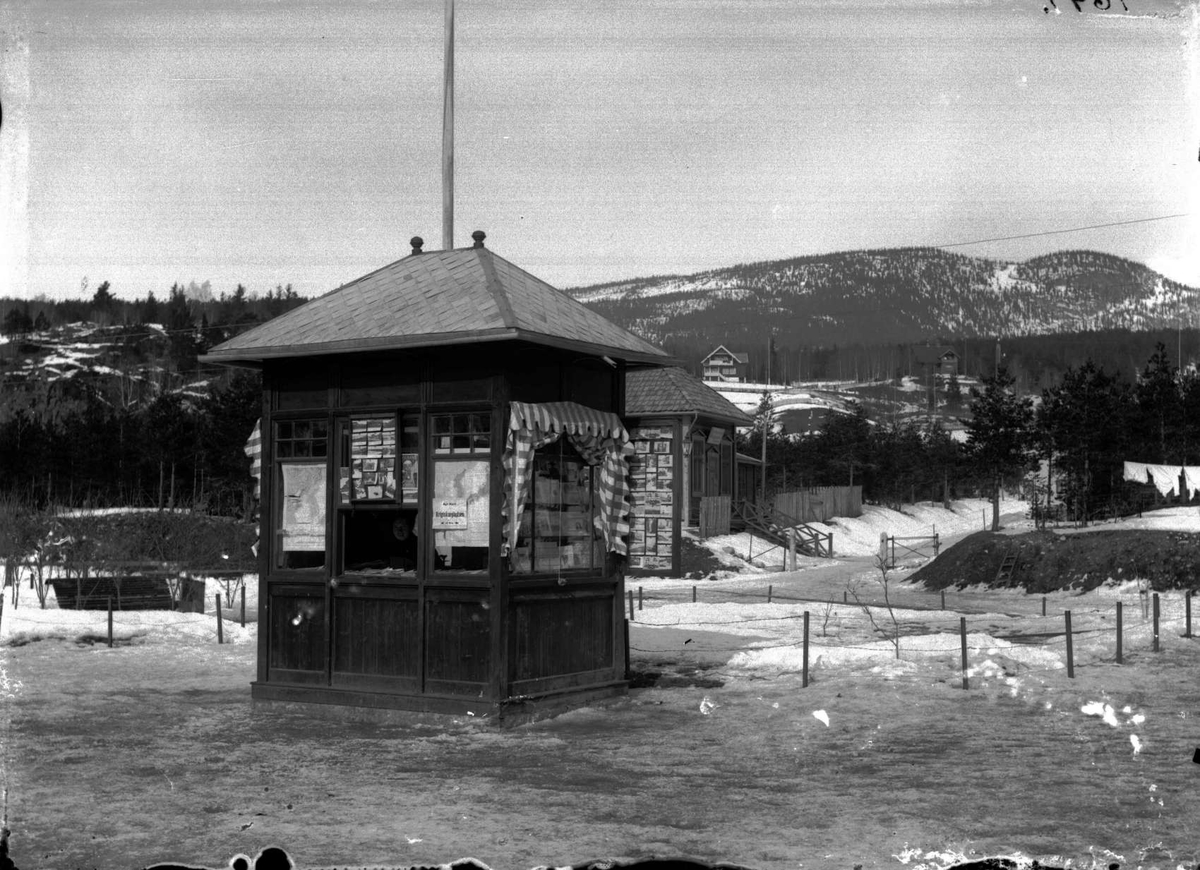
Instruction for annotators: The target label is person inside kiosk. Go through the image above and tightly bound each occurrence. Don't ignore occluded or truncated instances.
[343,509,418,573]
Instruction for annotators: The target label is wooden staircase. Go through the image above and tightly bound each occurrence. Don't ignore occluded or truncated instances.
[733,500,834,558]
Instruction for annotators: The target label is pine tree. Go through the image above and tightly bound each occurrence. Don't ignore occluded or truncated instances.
[1037,360,1131,522]
[1135,342,1181,464]
[964,365,1035,531]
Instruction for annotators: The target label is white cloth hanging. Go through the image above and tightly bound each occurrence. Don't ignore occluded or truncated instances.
[1148,465,1181,498]
[1184,466,1200,499]
[1122,461,1150,484]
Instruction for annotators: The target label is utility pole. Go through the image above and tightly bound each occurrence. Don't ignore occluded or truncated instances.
[442,0,455,250]
[761,332,771,501]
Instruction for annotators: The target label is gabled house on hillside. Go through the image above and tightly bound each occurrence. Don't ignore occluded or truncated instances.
[624,366,756,576]
[702,345,749,382]
[201,231,672,722]
[912,345,960,377]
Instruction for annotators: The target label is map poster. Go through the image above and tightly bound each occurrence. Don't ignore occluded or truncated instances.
[280,462,326,551]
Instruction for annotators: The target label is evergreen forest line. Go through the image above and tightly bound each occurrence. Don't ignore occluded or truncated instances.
[2,281,1198,523]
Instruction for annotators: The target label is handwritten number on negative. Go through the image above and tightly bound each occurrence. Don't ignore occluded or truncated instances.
[1049,0,1128,11]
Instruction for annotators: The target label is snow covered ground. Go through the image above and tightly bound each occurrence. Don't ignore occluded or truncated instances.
[5,497,1197,685]
[4,499,1200,868]
[0,570,257,648]
[629,498,1200,686]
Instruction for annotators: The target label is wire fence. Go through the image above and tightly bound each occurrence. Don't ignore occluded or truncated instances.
[626,583,1198,687]
[1,588,253,648]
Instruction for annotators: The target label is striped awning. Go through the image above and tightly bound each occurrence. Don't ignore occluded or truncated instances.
[504,401,633,557]
[508,401,628,441]
[245,419,262,499]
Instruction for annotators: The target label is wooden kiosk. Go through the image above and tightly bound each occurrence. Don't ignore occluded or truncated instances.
[201,232,670,721]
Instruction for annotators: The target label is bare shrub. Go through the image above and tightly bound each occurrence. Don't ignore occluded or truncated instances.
[0,495,46,609]
[847,555,903,659]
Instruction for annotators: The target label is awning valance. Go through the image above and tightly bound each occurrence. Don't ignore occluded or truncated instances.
[508,401,628,441]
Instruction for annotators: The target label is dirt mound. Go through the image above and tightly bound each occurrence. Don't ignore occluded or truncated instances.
[911,528,1200,593]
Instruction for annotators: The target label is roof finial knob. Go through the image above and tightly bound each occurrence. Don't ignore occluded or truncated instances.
[410,236,424,255]
[471,230,486,249]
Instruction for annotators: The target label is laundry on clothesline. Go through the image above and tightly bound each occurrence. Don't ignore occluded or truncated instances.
[1123,460,1200,499]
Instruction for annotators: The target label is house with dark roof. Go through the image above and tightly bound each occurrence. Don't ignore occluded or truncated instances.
[624,366,755,576]
[202,231,671,722]
[701,345,750,382]
[911,345,960,377]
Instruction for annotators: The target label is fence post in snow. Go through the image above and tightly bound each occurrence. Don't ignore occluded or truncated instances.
[1065,610,1074,678]
[1153,593,1160,652]
[767,584,773,604]
[638,586,643,611]
[1116,601,1123,664]
[941,589,945,610]
[628,589,634,622]
[624,618,631,681]
[1042,596,1046,617]
[879,532,887,567]
[692,585,696,604]
[107,596,113,648]
[802,611,809,689]
[216,594,224,644]
[1186,590,1192,639]
[240,585,246,627]
[960,616,968,690]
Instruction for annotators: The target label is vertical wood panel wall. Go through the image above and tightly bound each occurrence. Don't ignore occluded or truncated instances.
[771,486,863,523]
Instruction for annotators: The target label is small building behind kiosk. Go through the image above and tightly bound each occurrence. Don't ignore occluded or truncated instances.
[201,232,671,721]
[624,366,755,577]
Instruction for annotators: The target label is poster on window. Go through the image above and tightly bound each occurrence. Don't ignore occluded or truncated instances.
[433,459,490,547]
[400,453,418,502]
[432,498,468,529]
[351,417,396,500]
[280,463,326,551]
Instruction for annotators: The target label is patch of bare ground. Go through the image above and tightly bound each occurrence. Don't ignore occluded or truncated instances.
[910,529,1200,593]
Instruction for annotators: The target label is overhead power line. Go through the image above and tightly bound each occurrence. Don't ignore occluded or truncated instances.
[933,213,1192,251]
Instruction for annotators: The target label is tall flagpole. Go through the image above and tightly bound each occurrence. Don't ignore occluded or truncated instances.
[442,0,454,250]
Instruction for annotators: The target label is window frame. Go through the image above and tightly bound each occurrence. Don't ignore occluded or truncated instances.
[428,409,495,576]
[511,439,603,578]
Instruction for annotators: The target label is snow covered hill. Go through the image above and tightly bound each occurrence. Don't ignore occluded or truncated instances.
[572,247,1200,348]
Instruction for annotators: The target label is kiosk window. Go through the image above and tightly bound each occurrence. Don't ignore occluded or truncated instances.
[273,420,328,570]
[510,442,602,575]
[341,508,418,574]
[432,413,490,454]
[275,460,326,570]
[431,458,490,572]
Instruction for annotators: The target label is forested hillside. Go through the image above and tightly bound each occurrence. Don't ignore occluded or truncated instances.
[2,247,1197,516]
[0,282,302,512]
[573,248,1199,387]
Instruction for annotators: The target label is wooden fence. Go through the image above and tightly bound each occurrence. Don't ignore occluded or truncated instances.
[699,495,731,538]
[771,486,862,524]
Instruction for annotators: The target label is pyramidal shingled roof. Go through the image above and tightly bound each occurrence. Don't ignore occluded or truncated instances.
[201,239,670,365]
[626,367,754,426]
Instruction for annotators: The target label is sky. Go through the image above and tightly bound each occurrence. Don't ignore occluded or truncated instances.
[1,0,1197,304]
